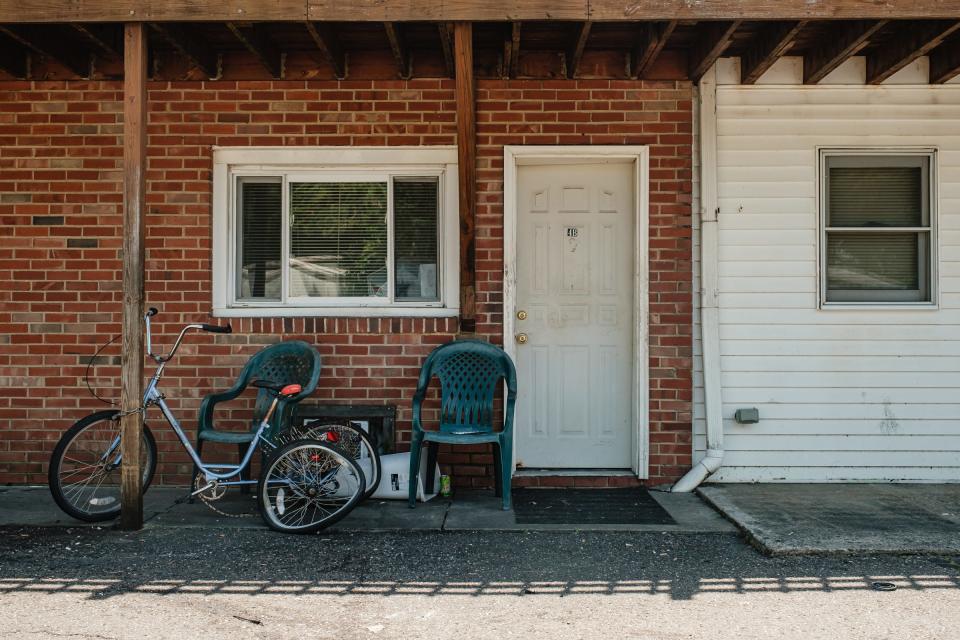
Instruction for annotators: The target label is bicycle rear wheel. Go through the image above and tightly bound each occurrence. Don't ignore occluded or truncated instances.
[295,422,381,500]
[258,439,365,534]
[48,410,157,522]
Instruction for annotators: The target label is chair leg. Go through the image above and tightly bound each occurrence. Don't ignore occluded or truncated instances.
[499,437,513,511]
[238,443,250,494]
[424,441,439,495]
[492,442,503,498]
[408,432,424,509]
[189,438,204,504]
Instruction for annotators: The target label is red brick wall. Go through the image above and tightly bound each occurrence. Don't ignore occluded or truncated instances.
[0,78,693,487]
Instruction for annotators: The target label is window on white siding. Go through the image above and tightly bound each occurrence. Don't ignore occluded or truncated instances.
[212,148,459,317]
[820,151,935,305]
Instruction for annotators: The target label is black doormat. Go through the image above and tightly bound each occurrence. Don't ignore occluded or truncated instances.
[511,487,676,525]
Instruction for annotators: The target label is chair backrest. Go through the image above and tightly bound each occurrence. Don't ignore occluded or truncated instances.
[417,340,517,434]
[242,341,321,437]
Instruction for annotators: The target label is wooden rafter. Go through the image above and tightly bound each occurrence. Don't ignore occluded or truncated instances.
[741,20,807,84]
[804,20,888,84]
[0,33,29,78]
[72,23,122,58]
[689,20,742,82]
[304,22,346,80]
[149,23,219,78]
[867,20,960,84]
[509,21,521,78]
[931,36,960,83]
[0,24,91,77]
[438,23,454,77]
[227,22,283,79]
[632,20,677,79]
[566,20,592,78]
[383,22,411,79]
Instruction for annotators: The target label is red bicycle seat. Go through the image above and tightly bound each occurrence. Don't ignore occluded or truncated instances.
[279,384,302,397]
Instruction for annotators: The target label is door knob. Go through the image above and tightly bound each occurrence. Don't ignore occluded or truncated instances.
[516,333,528,344]
[517,310,527,320]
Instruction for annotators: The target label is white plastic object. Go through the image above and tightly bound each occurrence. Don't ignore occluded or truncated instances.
[370,451,440,502]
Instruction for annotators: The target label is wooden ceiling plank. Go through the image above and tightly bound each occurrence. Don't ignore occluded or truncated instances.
[303,22,346,79]
[632,20,677,79]
[72,23,122,58]
[439,23,454,77]
[0,24,91,77]
[149,23,219,78]
[226,22,283,79]
[510,21,521,78]
[741,20,807,84]
[689,20,742,82]
[867,20,960,84]
[383,22,411,79]
[930,36,960,83]
[803,20,888,84]
[567,20,592,79]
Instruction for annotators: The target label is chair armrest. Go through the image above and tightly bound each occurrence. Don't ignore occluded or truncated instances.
[197,385,246,433]
[411,357,434,434]
[500,354,519,436]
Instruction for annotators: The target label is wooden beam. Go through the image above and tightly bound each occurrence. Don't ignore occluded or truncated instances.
[689,20,742,82]
[867,20,960,84]
[11,1,960,23]
[438,23,454,77]
[804,20,888,84]
[227,22,283,79]
[383,22,411,79]
[632,20,677,79]
[455,22,476,333]
[931,36,960,83]
[120,22,147,532]
[566,20,592,79]
[0,34,29,78]
[510,21,521,78]
[0,25,91,77]
[740,20,807,84]
[304,21,346,79]
[72,23,122,58]
[148,23,219,78]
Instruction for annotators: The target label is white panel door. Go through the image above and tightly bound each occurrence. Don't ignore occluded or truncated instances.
[514,162,635,468]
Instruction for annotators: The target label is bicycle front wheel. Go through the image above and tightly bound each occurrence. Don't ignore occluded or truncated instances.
[48,410,157,522]
[258,439,365,534]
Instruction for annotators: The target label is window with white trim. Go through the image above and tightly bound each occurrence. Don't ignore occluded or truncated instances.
[212,148,459,317]
[820,150,936,305]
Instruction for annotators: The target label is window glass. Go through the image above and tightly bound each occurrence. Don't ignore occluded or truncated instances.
[237,178,282,300]
[393,177,440,302]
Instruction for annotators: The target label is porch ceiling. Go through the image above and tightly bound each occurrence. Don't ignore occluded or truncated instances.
[1,19,960,84]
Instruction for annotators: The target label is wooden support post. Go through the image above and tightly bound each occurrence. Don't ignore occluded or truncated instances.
[304,22,346,80]
[689,20,742,82]
[740,21,807,84]
[120,22,147,531]
[567,20,592,79]
[867,20,960,85]
[455,22,476,333]
[804,20,887,84]
[632,20,677,80]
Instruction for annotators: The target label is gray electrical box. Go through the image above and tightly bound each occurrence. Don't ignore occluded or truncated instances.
[734,407,760,424]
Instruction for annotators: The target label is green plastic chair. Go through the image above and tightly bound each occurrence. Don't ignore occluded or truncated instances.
[408,339,517,511]
[194,340,321,485]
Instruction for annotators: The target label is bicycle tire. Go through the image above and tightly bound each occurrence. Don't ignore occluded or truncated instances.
[296,421,381,500]
[48,410,157,522]
[257,439,365,534]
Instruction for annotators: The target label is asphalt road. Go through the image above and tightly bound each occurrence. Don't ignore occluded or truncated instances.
[1,526,958,639]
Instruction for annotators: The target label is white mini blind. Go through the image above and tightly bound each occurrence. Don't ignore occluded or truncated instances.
[393,177,440,301]
[289,182,389,298]
[237,178,282,300]
[823,156,932,303]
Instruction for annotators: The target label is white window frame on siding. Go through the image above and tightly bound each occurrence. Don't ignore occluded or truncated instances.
[211,147,460,318]
[817,148,938,309]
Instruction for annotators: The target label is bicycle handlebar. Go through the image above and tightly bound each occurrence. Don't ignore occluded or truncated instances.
[143,307,233,363]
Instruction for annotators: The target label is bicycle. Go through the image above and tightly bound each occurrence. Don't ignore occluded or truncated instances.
[48,307,366,534]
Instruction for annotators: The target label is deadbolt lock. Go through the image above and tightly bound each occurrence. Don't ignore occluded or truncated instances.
[516,333,528,344]
[517,310,527,321]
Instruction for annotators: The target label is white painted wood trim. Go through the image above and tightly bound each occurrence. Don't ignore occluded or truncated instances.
[502,145,651,479]
[210,146,460,317]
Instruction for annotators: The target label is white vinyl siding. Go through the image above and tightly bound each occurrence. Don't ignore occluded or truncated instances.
[694,80,960,482]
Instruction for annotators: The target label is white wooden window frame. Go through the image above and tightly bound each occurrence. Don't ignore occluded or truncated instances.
[817,147,939,310]
[212,147,460,318]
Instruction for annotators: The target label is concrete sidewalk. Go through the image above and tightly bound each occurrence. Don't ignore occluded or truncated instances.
[699,483,960,555]
[0,486,734,534]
